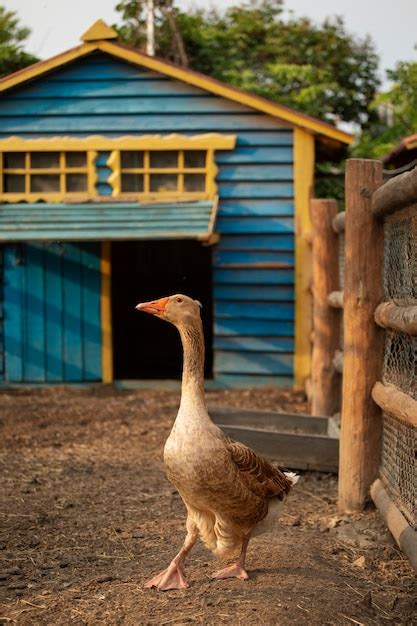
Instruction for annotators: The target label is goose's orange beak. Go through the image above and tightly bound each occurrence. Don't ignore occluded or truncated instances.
[135,297,169,315]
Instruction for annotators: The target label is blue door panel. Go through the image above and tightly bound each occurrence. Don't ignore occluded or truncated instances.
[3,242,102,382]
[4,245,25,381]
[25,244,45,382]
[80,243,102,381]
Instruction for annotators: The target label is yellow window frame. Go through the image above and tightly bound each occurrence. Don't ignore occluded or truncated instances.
[0,150,96,202]
[0,134,236,203]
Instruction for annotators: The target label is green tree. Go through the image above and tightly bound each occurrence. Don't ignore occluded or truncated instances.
[352,59,417,159]
[0,6,37,77]
[114,0,380,127]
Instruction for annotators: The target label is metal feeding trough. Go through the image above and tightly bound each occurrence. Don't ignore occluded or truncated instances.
[210,408,339,473]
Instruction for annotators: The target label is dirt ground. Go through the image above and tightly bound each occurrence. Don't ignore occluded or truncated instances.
[0,386,416,625]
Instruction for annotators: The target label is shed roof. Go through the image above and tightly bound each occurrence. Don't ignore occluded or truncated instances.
[383,133,417,166]
[0,20,352,147]
[0,200,218,242]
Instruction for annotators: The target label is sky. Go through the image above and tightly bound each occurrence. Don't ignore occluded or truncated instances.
[6,0,417,83]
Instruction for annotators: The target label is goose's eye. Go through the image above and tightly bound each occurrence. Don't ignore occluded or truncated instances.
[176,297,183,303]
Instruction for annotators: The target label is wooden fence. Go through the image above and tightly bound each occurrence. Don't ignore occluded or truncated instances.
[310,159,417,572]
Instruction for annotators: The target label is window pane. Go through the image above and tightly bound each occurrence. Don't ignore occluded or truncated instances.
[66,152,87,168]
[30,175,60,192]
[66,173,88,192]
[150,174,177,192]
[4,153,25,169]
[4,174,25,192]
[184,151,206,168]
[121,173,144,192]
[150,151,178,169]
[31,152,59,169]
[184,174,206,192]
[121,151,144,168]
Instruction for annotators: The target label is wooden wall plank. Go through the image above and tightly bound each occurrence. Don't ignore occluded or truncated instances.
[81,243,102,380]
[214,318,293,337]
[0,96,261,116]
[213,284,294,301]
[214,350,293,375]
[44,242,64,381]
[217,164,293,181]
[25,244,45,382]
[216,146,293,164]
[293,127,315,390]
[218,200,293,217]
[213,249,294,266]
[3,245,24,381]
[0,113,283,134]
[62,243,83,381]
[218,234,294,251]
[214,336,294,352]
[214,268,294,285]
[217,217,294,234]
[218,182,293,199]
[216,301,294,320]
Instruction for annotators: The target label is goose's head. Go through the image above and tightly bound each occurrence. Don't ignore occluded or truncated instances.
[136,294,202,326]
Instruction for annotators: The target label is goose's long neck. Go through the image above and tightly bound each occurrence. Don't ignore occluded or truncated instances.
[177,317,208,418]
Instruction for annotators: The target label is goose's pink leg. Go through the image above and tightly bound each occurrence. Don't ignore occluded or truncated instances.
[211,533,251,581]
[145,519,198,591]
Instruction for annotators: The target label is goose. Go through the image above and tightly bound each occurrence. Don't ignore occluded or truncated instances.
[136,294,298,591]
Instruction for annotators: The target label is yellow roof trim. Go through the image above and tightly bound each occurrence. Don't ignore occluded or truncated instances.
[0,43,97,93]
[0,36,352,145]
[82,20,118,42]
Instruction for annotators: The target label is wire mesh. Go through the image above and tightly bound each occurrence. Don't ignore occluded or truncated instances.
[380,203,416,529]
[383,203,417,305]
[380,412,417,530]
[383,331,417,400]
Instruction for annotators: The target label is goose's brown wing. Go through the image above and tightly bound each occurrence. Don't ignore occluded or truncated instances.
[226,439,292,500]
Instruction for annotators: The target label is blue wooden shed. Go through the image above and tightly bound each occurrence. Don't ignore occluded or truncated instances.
[0,20,351,388]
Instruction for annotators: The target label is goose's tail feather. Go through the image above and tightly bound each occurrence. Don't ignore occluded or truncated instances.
[284,471,299,486]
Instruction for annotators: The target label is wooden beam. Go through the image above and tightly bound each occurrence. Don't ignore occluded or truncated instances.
[327,290,344,309]
[372,165,417,217]
[294,128,315,390]
[372,382,417,428]
[338,159,384,513]
[311,198,341,416]
[374,302,417,336]
[370,479,417,573]
[101,241,113,384]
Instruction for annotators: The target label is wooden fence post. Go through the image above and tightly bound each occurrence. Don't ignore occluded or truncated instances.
[338,159,384,513]
[311,199,341,416]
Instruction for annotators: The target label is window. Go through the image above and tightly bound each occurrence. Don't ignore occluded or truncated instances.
[1,150,92,201]
[0,135,236,203]
[118,149,208,198]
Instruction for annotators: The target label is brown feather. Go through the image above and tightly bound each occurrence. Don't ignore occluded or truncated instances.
[226,439,293,500]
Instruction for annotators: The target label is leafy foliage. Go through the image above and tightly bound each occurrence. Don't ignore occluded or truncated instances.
[114,0,380,127]
[0,6,37,77]
[352,60,417,158]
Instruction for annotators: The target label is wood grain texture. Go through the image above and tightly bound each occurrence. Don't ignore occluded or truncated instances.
[294,128,315,389]
[338,158,384,513]
[370,479,417,573]
[374,302,417,336]
[311,198,341,416]
[372,382,417,428]
[372,165,417,217]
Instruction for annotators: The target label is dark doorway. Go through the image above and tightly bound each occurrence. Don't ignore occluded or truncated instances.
[111,240,213,380]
